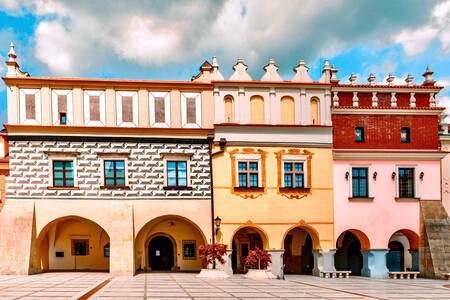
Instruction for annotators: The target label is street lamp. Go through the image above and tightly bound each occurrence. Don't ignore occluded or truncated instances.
[215,216,222,235]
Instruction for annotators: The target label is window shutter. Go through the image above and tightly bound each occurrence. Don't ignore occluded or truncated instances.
[89,96,100,121]
[155,97,165,123]
[57,95,67,113]
[25,94,36,119]
[122,96,133,123]
[186,98,196,123]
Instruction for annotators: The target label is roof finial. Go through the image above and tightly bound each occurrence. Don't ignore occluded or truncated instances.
[229,58,252,81]
[319,59,331,83]
[291,60,313,82]
[349,73,357,85]
[330,64,339,83]
[367,73,376,86]
[405,74,414,86]
[386,74,395,86]
[261,58,282,81]
[210,56,224,81]
[8,42,17,62]
[422,66,435,86]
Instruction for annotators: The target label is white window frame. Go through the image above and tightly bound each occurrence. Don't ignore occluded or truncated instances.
[349,164,372,198]
[52,89,73,126]
[149,91,171,127]
[396,165,418,198]
[83,90,106,126]
[20,88,41,125]
[99,155,129,187]
[162,154,191,187]
[116,91,138,127]
[234,154,262,188]
[181,92,201,128]
[48,154,78,187]
[281,154,308,188]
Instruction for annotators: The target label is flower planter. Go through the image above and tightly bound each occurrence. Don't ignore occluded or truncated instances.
[197,268,230,279]
[244,269,277,280]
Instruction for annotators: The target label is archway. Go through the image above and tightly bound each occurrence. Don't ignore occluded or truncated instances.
[36,216,110,272]
[386,229,418,272]
[282,225,320,274]
[224,95,234,123]
[230,226,268,272]
[135,215,207,272]
[335,230,370,276]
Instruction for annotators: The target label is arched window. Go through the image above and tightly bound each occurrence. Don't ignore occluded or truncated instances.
[280,96,295,125]
[224,96,233,123]
[310,98,319,125]
[250,95,264,124]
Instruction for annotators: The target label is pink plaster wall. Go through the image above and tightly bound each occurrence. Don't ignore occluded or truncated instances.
[441,153,450,214]
[334,160,441,249]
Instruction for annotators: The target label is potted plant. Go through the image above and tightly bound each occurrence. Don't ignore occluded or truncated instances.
[196,244,230,279]
[243,247,276,279]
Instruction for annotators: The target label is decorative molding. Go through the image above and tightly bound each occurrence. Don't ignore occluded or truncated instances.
[52,89,73,126]
[230,148,267,194]
[83,90,106,127]
[181,92,202,128]
[275,149,314,194]
[333,151,446,160]
[282,194,308,200]
[19,88,41,125]
[237,193,263,199]
[331,108,443,115]
[116,90,138,127]
[149,91,171,128]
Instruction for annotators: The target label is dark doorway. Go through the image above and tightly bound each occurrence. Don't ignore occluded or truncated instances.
[148,236,174,271]
[387,241,404,272]
[232,240,237,270]
[301,235,314,274]
[335,232,363,276]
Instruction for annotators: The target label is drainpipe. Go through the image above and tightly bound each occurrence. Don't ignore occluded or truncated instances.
[207,135,227,245]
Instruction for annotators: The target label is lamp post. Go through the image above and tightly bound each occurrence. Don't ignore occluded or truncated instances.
[215,216,222,236]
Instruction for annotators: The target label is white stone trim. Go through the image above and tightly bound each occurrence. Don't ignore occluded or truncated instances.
[116,91,138,127]
[162,154,191,186]
[149,91,171,127]
[83,90,105,126]
[348,164,372,198]
[100,155,129,186]
[19,88,41,125]
[181,92,201,128]
[333,151,446,160]
[331,108,443,115]
[281,154,308,188]
[395,164,419,198]
[51,89,73,126]
[47,154,78,187]
[234,154,262,187]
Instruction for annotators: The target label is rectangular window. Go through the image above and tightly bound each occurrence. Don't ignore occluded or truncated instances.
[89,96,100,121]
[55,251,64,258]
[355,127,364,142]
[71,240,89,256]
[399,168,414,198]
[104,160,125,186]
[401,127,410,143]
[155,97,166,123]
[104,243,110,258]
[167,161,187,187]
[238,161,259,187]
[122,96,133,123]
[59,112,67,125]
[352,168,368,197]
[283,162,304,188]
[241,243,249,257]
[57,94,67,113]
[25,94,36,119]
[53,161,74,187]
[182,240,196,260]
[186,97,196,123]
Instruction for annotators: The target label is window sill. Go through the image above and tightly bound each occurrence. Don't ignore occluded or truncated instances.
[100,185,130,190]
[395,197,420,202]
[279,187,311,193]
[233,187,265,193]
[163,186,193,190]
[348,197,374,202]
[47,186,79,190]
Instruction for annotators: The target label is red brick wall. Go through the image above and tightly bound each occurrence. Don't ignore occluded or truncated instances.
[332,114,439,149]
[336,92,430,107]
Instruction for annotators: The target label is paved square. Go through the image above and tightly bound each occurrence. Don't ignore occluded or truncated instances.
[0,272,448,299]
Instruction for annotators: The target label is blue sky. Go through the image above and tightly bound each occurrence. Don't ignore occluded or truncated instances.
[0,0,449,126]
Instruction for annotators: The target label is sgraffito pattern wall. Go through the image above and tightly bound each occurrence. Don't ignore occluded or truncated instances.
[6,139,211,199]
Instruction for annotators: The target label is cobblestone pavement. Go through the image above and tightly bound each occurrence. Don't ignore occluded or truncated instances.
[0,272,448,299]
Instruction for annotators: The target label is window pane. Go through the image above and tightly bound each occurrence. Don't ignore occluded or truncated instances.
[54,178,64,187]
[115,160,125,170]
[115,178,124,186]
[65,179,74,187]
[54,169,64,179]
[238,162,247,171]
[355,127,364,142]
[358,168,367,177]
[53,161,63,171]
[177,161,187,170]
[352,168,358,177]
[249,173,258,187]
[238,173,247,187]
[352,178,359,196]
[284,163,292,172]
[295,174,304,188]
[105,178,115,186]
[295,163,303,172]
[284,174,292,187]
[178,164,187,186]
[359,179,367,197]
[167,161,177,186]
[249,162,258,171]
[168,177,177,186]
[104,161,115,178]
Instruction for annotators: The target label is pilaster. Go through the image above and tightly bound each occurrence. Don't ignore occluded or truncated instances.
[312,249,336,277]
[138,89,149,127]
[361,249,389,278]
[267,249,284,279]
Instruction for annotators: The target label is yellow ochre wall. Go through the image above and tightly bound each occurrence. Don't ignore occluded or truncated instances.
[212,145,334,251]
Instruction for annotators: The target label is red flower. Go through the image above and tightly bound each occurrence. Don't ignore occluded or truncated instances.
[198,244,227,269]
[244,247,271,270]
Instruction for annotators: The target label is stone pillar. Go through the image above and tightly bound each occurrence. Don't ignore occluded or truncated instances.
[312,249,336,277]
[267,249,284,279]
[361,249,389,278]
[110,201,135,277]
[0,200,37,275]
[409,249,419,271]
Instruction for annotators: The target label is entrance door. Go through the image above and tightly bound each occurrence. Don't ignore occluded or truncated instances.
[148,236,174,271]
[347,241,363,276]
[387,241,404,272]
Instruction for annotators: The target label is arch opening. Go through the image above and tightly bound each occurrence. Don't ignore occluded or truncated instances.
[135,215,207,272]
[386,230,419,272]
[224,95,234,123]
[282,226,320,274]
[230,226,268,273]
[35,216,110,272]
[310,98,319,125]
[335,230,370,276]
